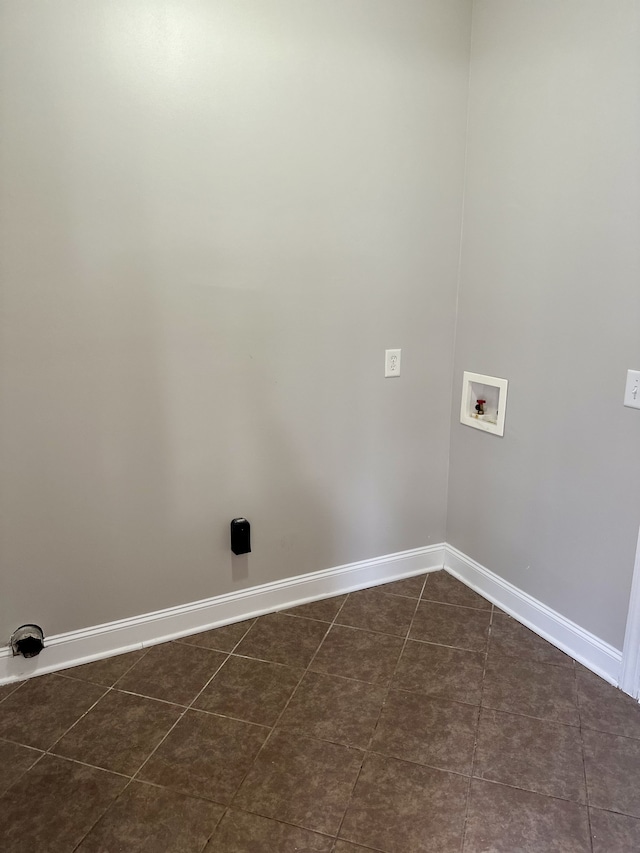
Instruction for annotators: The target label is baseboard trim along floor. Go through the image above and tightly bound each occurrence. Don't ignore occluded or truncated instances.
[0,542,623,690]
[0,545,445,685]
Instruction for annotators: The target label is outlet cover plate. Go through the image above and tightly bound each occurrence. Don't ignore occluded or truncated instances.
[624,369,640,409]
[385,349,401,378]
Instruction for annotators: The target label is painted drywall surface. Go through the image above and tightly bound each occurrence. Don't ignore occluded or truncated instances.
[448,0,640,648]
[0,1,471,636]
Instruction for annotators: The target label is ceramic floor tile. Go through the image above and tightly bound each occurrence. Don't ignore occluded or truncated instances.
[115,642,227,706]
[176,619,255,652]
[463,779,591,853]
[482,654,579,725]
[64,649,148,687]
[235,613,328,668]
[52,689,182,775]
[7,579,640,853]
[0,683,22,704]
[205,809,335,852]
[340,752,468,853]
[577,665,640,738]
[375,574,427,599]
[310,625,404,686]
[392,640,485,705]
[583,728,640,817]
[0,755,127,853]
[336,587,417,637]
[474,707,586,803]
[489,613,573,667]
[278,671,386,749]
[422,572,491,610]
[371,690,478,775]
[234,730,364,836]
[284,595,347,623]
[194,655,302,726]
[409,600,491,652]
[138,708,267,804]
[76,780,224,853]
[0,674,105,750]
[0,740,42,796]
[589,807,640,853]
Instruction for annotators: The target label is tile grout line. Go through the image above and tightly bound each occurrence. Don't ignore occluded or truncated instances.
[60,648,170,853]
[575,662,596,853]
[458,603,494,853]
[43,650,160,853]
[215,595,355,845]
[5,580,623,851]
[66,624,258,853]
[0,650,155,814]
[201,593,356,853]
[0,680,24,704]
[330,573,431,851]
[48,645,155,757]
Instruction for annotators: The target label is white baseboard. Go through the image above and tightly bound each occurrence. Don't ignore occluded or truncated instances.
[444,544,622,686]
[620,525,640,698]
[1,541,624,690]
[0,545,445,685]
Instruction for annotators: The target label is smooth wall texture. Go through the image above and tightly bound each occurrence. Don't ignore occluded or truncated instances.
[0,1,472,635]
[448,0,640,648]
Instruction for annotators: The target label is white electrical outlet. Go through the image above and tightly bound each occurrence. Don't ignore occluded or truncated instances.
[624,369,640,410]
[385,349,401,378]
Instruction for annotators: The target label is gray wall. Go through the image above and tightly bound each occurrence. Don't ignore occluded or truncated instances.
[447,0,640,648]
[0,1,472,636]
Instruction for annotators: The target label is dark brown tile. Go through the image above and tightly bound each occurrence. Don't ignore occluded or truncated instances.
[340,752,467,853]
[577,665,640,738]
[234,730,363,835]
[194,656,302,726]
[205,808,334,852]
[235,613,328,668]
[590,807,640,853]
[393,640,484,705]
[371,690,478,774]
[0,740,42,795]
[138,708,267,804]
[375,574,427,599]
[422,571,491,610]
[176,619,255,652]
[463,779,591,853]
[583,728,640,817]
[52,689,182,775]
[311,625,403,686]
[64,649,148,687]
[333,843,373,853]
[0,682,22,703]
[336,588,417,637]
[474,708,585,803]
[489,613,573,667]
[115,642,226,705]
[410,600,491,651]
[0,674,105,750]
[77,780,224,853]
[482,654,579,725]
[284,595,347,623]
[0,754,126,853]
[278,671,386,749]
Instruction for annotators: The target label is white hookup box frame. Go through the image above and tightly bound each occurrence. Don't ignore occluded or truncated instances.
[460,371,509,437]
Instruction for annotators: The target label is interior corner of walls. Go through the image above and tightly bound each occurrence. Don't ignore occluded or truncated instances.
[443,544,622,687]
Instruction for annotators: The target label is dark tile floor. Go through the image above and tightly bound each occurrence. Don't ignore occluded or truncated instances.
[1,570,640,852]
